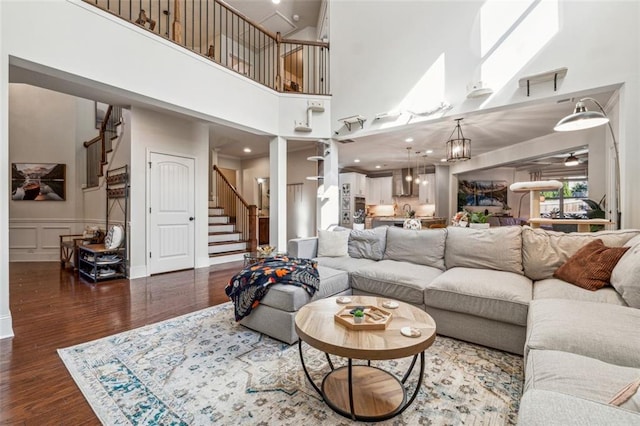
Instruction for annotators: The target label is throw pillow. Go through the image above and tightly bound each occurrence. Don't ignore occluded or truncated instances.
[610,237,640,308]
[317,229,349,257]
[384,226,447,270]
[553,239,630,291]
[348,226,387,260]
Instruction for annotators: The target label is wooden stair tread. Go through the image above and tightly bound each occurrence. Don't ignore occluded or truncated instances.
[209,231,241,235]
[209,249,249,258]
[208,240,249,246]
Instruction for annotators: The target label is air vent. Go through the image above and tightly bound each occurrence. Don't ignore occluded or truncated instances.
[338,139,356,144]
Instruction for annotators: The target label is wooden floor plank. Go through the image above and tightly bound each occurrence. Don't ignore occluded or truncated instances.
[0,261,243,424]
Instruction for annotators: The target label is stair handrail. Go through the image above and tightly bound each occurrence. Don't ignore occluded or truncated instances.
[83,105,115,184]
[213,165,258,252]
[82,0,330,95]
[213,164,250,208]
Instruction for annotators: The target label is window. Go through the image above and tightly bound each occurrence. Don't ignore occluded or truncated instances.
[540,180,589,218]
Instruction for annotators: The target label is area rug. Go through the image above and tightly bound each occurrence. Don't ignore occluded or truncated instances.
[59,303,523,425]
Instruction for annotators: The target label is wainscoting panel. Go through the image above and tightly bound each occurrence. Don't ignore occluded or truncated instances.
[9,219,100,262]
[9,226,38,249]
[42,226,72,249]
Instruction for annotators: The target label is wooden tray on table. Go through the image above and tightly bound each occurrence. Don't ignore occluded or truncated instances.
[334,305,392,330]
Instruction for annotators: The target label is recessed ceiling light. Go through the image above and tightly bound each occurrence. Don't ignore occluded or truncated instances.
[354,158,361,163]
[426,150,433,154]
[375,165,381,169]
[243,148,252,153]
[272,0,280,4]
[405,137,414,143]
[440,158,447,162]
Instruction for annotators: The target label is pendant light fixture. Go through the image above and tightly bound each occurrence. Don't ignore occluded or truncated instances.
[405,147,413,182]
[446,118,471,162]
[414,152,421,184]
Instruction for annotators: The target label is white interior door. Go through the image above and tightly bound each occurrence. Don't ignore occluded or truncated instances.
[149,152,195,274]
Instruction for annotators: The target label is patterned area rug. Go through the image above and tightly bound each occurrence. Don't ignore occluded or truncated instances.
[59,303,523,425]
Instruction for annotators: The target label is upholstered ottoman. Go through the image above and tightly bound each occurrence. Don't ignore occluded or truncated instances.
[239,265,351,344]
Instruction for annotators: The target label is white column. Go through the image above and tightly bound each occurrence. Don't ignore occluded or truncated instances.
[318,139,340,230]
[0,4,14,338]
[435,164,451,220]
[269,136,287,249]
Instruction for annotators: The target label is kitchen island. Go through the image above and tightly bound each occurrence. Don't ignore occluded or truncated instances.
[370,216,447,229]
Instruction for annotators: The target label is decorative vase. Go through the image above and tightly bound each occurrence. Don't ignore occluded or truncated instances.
[353,223,365,230]
[469,223,490,229]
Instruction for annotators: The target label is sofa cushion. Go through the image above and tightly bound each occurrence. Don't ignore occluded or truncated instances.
[348,226,388,260]
[259,265,349,312]
[317,229,349,257]
[611,236,640,308]
[526,299,640,368]
[314,256,376,273]
[425,267,532,326]
[553,239,629,291]
[533,278,627,306]
[444,226,523,274]
[383,227,446,270]
[518,389,640,425]
[522,226,640,281]
[350,260,442,305]
[525,349,640,412]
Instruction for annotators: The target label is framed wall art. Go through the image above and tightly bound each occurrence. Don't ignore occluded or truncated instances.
[11,163,66,201]
[458,180,507,208]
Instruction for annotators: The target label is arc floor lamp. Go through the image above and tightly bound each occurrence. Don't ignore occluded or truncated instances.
[553,97,621,229]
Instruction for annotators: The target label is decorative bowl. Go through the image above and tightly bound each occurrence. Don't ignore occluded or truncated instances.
[257,245,276,256]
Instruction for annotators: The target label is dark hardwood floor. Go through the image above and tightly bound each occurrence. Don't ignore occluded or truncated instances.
[0,261,243,425]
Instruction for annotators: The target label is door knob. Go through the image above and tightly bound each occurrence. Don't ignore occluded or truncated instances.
[189,217,194,221]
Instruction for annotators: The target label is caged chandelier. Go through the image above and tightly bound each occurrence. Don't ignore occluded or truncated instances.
[446,118,471,161]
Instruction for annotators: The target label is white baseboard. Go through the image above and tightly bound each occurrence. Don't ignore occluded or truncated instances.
[129,265,148,279]
[10,253,59,262]
[0,313,14,339]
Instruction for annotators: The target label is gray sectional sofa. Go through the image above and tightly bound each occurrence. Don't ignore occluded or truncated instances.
[239,225,640,424]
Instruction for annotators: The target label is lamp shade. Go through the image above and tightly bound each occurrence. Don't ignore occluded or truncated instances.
[554,101,609,131]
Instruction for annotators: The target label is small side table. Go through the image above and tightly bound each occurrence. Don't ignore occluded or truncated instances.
[243,251,286,267]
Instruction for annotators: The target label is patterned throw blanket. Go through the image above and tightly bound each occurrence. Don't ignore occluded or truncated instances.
[225,255,320,321]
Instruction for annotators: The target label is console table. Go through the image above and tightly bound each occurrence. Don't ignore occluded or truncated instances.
[528,218,612,233]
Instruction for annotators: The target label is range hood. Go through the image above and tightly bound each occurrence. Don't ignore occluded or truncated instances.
[392,169,419,197]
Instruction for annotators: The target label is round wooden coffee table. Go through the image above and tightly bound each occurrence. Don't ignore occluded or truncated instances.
[295,295,436,421]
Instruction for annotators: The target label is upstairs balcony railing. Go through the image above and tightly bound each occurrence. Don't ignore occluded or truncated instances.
[83,0,330,95]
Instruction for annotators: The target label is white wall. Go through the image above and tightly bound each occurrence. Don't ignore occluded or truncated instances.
[240,156,270,208]
[287,147,317,239]
[129,107,209,278]
[8,84,95,261]
[330,0,639,228]
[240,147,318,240]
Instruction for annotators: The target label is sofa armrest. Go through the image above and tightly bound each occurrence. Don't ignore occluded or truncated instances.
[288,237,318,259]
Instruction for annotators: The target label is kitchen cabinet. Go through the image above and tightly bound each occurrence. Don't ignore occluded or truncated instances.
[366,177,393,205]
[418,173,436,204]
[340,172,366,196]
